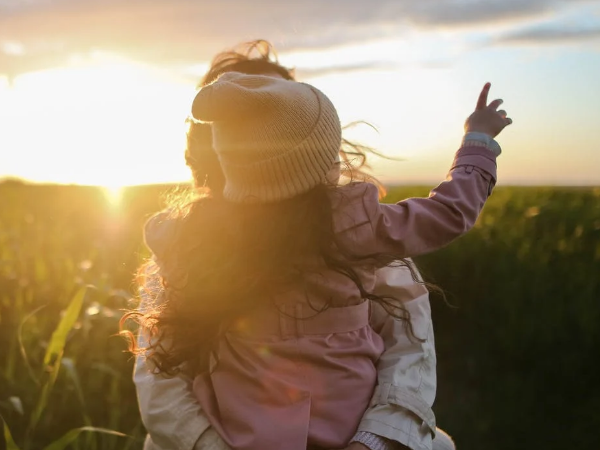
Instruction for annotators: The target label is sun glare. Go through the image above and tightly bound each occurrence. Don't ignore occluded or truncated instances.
[103,184,125,207]
[0,53,194,187]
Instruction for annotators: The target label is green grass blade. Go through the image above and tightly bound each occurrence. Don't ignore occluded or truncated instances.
[60,358,95,449]
[60,358,90,422]
[29,287,88,431]
[18,304,47,386]
[42,427,127,450]
[43,287,87,367]
[28,369,60,433]
[1,415,22,450]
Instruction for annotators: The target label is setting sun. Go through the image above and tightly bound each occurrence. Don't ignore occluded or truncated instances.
[0,53,193,186]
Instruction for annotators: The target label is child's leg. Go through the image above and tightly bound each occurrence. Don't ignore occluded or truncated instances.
[433,428,456,450]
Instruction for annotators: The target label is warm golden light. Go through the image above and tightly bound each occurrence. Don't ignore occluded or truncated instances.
[103,185,125,207]
[0,53,194,187]
[1,41,599,186]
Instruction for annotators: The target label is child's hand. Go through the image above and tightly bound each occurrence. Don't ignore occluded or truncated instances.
[464,82,512,138]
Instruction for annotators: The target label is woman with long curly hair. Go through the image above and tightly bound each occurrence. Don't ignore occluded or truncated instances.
[127,40,511,450]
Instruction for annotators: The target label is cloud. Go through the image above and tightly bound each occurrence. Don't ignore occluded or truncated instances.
[404,0,581,27]
[295,61,400,79]
[497,24,600,44]
[0,0,597,78]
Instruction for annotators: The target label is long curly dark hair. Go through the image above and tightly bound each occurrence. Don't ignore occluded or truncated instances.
[122,40,429,377]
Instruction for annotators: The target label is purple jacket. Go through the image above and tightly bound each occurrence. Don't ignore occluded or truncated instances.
[189,146,497,450]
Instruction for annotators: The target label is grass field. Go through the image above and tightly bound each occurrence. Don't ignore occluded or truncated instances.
[1,181,599,450]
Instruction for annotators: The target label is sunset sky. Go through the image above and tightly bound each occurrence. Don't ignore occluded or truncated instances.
[1,0,599,187]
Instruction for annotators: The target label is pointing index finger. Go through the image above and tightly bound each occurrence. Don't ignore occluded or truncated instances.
[476,82,491,110]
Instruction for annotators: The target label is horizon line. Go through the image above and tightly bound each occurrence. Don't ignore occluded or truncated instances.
[1,177,599,189]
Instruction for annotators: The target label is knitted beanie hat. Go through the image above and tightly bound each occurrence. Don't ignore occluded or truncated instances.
[191,72,342,203]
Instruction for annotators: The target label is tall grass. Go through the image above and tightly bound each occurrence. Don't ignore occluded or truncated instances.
[0,182,158,449]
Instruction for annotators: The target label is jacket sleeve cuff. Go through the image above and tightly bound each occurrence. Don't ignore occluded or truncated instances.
[462,132,501,156]
[358,413,433,450]
[358,390,435,450]
[451,146,498,183]
[352,431,407,450]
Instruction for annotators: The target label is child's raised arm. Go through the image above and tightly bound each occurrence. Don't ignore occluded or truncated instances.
[340,83,512,259]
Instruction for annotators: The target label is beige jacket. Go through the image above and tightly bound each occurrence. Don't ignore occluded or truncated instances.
[134,263,442,450]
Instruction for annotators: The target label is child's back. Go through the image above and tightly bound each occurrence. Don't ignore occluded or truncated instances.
[147,178,494,449]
